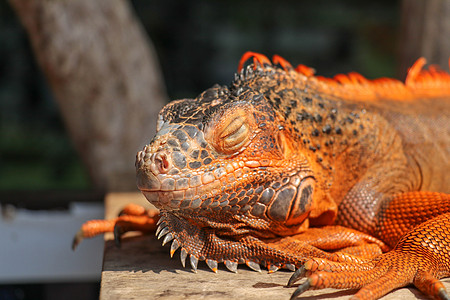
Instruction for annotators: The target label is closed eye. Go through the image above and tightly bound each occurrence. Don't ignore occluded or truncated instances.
[205,105,254,155]
[221,118,249,152]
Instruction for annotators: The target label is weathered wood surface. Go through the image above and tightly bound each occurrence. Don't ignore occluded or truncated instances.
[100,193,449,299]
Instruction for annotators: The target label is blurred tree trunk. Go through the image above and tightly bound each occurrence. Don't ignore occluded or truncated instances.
[9,0,168,191]
[398,0,450,78]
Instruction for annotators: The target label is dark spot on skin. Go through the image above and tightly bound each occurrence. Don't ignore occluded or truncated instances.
[200,150,209,159]
[255,186,264,194]
[309,146,317,152]
[260,188,274,204]
[318,102,324,109]
[229,198,239,206]
[268,187,296,221]
[350,112,359,119]
[329,114,336,121]
[299,185,313,211]
[251,203,266,217]
[181,142,190,151]
[311,129,319,137]
[183,126,198,139]
[190,150,199,159]
[174,130,188,142]
[259,123,266,128]
[238,197,249,206]
[335,127,342,134]
[303,96,312,104]
[201,198,212,208]
[296,109,313,122]
[249,195,258,205]
[272,182,281,189]
[314,114,323,123]
[168,169,179,175]
[322,124,332,134]
[353,130,358,136]
[189,161,202,169]
[191,198,201,208]
[285,107,292,116]
[172,151,187,169]
[168,139,179,147]
[346,117,354,124]
[290,100,297,108]
[180,199,191,208]
[203,157,212,165]
[210,201,220,208]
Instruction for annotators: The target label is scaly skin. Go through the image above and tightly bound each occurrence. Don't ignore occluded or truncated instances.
[75,52,450,299]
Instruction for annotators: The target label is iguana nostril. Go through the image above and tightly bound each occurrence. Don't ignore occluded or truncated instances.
[154,152,170,174]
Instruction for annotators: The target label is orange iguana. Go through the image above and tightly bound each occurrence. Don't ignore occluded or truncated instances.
[74,52,450,300]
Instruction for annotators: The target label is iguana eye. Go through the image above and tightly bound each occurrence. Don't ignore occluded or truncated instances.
[206,105,254,155]
[219,116,249,153]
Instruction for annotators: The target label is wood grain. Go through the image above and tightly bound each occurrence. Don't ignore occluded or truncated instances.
[100,193,449,299]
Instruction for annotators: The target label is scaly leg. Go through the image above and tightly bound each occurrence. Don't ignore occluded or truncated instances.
[290,192,450,300]
[72,203,159,249]
[155,211,388,273]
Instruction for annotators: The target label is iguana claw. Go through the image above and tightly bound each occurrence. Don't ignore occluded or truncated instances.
[286,265,306,287]
[290,279,311,300]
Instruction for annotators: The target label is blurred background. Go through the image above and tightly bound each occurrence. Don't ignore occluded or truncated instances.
[1,0,448,299]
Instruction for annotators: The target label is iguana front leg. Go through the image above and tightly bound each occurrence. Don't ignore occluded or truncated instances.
[74,204,388,273]
[155,209,389,273]
[72,203,159,249]
[289,191,450,300]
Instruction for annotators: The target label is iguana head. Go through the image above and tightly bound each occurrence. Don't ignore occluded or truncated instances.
[135,60,316,237]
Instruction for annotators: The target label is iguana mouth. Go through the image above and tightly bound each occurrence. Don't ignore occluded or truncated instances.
[136,144,256,212]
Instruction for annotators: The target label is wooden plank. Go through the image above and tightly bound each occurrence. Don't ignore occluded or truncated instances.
[100,193,449,299]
